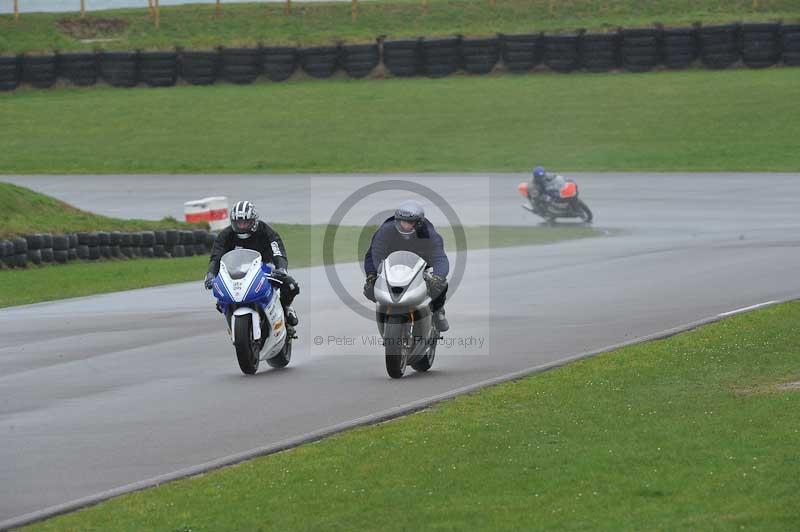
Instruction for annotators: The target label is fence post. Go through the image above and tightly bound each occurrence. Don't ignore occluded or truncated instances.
[81,0,85,18]
[155,0,160,29]
[351,0,358,22]
[422,0,428,15]
[14,0,19,22]
[285,0,291,15]
[216,0,221,17]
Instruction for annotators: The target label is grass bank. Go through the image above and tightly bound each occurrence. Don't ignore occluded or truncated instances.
[0,223,600,308]
[25,300,800,531]
[1,0,797,53]
[2,69,799,174]
[0,182,198,238]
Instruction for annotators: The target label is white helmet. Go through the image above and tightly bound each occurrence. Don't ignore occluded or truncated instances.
[230,201,258,239]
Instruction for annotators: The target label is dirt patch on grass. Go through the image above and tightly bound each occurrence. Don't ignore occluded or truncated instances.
[777,381,800,391]
[56,18,129,40]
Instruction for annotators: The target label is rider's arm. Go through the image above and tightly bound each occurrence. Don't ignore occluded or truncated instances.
[207,229,230,275]
[264,224,289,271]
[429,230,450,278]
[363,230,383,276]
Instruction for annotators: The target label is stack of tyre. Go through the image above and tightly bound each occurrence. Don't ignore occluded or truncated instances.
[100,52,139,87]
[620,28,661,72]
[58,53,98,86]
[784,25,800,66]
[340,44,380,78]
[139,52,179,87]
[500,33,543,73]
[22,55,58,89]
[460,37,500,74]
[543,33,580,72]
[580,32,619,72]
[181,50,220,86]
[421,37,462,77]
[698,24,740,69]
[382,39,422,77]
[263,47,298,81]
[662,28,697,69]
[739,23,782,68]
[0,56,19,92]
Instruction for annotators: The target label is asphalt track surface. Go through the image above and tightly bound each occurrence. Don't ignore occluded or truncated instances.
[1,174,799,527]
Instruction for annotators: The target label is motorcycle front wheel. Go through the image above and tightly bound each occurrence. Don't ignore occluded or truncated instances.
[384,317,408,379]
[576,199,593,223]
[234,314,260,375]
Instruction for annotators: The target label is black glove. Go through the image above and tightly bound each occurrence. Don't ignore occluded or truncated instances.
[271,267,288,283]
[204,272,215,290]
[363,274,377,302]
[425,273,447,299]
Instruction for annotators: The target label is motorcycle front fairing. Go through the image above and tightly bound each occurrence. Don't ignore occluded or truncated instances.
[212,249,285,349]
[374,251,434,340]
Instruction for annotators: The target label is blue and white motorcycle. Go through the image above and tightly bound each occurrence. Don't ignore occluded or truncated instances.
[212,249,292,375]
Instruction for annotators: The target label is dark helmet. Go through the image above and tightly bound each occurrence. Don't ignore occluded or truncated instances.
[230,200,259,239]
[394,200,425,240]
[533,166,546,179]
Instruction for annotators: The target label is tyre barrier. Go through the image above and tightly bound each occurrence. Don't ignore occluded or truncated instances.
[0,56,20,92]
[2,22,798,93]
[621,28,661,72]
[301,46,340,79]
[340,44,379,79]
[100,52,139,87]
[699,24,740,69]
[263,47,297,82]
[422,37,462,78]
[784,24,800,66]
[140,51,178,87]
[500,33,543,73]
[543,34,580,73]
[220,48,261,85]
[580,32,619,72]
[58,52,98,86]
[0,229,216,269]
[662,28,697,69]
[382,39,422,77]
[461,37,500,75]
[740,23,782,68]
[180,50,219,86]
[22,55,58,89]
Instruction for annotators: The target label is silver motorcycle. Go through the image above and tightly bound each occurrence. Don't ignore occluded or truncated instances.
[374,250,440,379]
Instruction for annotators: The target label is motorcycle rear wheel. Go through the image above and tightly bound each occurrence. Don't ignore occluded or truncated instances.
[267,337,292,368]
[411,339,436,372]
[234,314,260,375]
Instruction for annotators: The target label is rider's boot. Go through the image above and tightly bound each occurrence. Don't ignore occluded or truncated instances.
[285,306,299,327]
[433,308,449,332]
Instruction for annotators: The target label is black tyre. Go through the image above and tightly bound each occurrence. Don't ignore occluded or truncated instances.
[41,248,54,263]
[234,314,260,375]
[384,317,408,379]
[27,249,43,265]
[52,235,69,251]
[576,199,593,223]
[54,249,69,263]
[411,340,436,372]
[26,234,44,250]
[266,337,292,368]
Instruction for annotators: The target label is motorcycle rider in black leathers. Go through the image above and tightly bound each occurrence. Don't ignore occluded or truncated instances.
[204,200,300,327]
[362,200,450,332]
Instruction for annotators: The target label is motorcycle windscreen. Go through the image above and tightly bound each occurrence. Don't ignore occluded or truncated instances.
[383,251,427,286]
[221,248,261,280]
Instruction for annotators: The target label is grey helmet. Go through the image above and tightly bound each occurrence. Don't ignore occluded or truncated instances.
[230,200,259,239]
[394,200,425,240]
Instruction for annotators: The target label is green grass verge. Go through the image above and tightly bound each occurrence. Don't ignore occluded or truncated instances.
[24,300,800,531]
[1,0,798,53]
[0,223,600,308]
[0,182,200,238]
[2,69,799,174]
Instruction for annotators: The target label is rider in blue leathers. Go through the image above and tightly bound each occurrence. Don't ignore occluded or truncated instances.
[363,200,450,332]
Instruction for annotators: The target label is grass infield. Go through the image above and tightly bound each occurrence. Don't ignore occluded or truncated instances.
[23,300,800,531]
[0,0,798,53]
[1,69,799,174]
